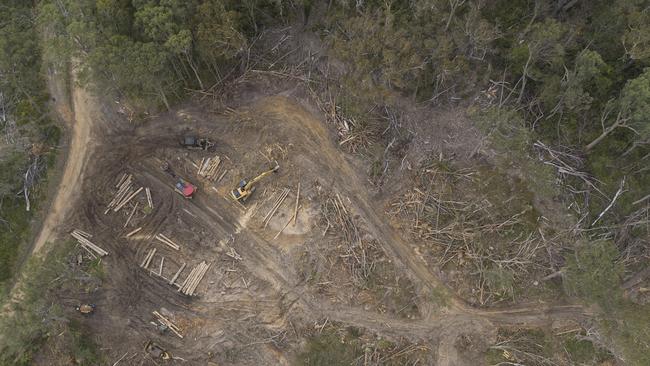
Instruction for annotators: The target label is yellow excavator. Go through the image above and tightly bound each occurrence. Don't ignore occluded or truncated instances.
[144,340,171,360]
[231,163,280,202]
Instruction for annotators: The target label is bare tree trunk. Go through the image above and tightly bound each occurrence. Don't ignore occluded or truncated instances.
[157,86,171,112]
[585,117,622,151]
[186,53,204,90]
[445,0,466,31]
[516,49,532,104]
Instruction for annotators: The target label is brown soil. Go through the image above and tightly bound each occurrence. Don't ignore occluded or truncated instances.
[25,78,592,365]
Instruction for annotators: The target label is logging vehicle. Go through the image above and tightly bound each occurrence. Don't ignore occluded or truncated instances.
[145,340,171,360]
[161,161,197,198]
[180,136,213,150]
[231,162,280,202]
[76,304,96,315]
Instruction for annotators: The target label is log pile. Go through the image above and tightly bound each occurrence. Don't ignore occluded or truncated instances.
[105,173,144,213]
[71,229,108,257]
[197,155,221,181]
[178,261,210,296]
[153,311,183,338]
[155,234,181,250]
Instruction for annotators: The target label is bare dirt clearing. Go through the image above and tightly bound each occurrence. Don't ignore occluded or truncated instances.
[28,82,591,364]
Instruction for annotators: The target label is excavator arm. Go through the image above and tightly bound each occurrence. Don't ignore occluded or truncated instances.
[243,164,279,191]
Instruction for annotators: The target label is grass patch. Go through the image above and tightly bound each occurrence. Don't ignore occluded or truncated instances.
[86,258,106,281]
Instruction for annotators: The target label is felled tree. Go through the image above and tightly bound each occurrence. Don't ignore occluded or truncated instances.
[585,68,650,151]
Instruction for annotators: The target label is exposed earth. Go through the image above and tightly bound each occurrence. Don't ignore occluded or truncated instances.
[29,77,590,365]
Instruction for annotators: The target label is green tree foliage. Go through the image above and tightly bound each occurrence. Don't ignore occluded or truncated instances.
[326,1,501,103]
[564,50,612,111]
[622,6,650,64]
[0,0,60,286]
[620,68,650,134]
[328,5,430,101]
[85,36,175,108]
[585,68,650,150]
[39,0,252,108]
[196,0,247,66]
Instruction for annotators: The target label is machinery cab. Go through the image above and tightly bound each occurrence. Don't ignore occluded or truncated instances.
[180,136,213,150]
[175,180,196,198]
[231,180,254,200]
[145,341,171,360]
[231,163,279,202]
[76,304,96,314]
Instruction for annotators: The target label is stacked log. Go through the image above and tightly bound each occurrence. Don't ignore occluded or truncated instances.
[152,311,183,338]
[71,229,108,257]
[106,173,144,214]
[197,156,221,181]
[113,187,143,212]
[178,261,210,296]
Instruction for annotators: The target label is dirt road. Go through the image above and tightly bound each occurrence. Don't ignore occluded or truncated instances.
[32,82,98,254]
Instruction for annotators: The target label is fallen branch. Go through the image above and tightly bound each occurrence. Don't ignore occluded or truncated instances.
[226,247,242,261]
[274,205,301,239]
[293,181,300,226]
[592,177,626,226]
